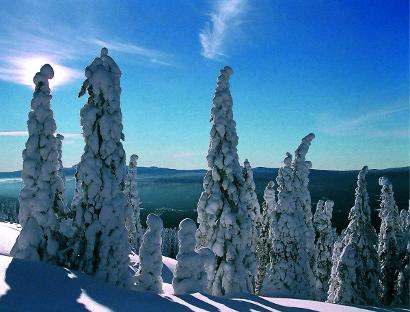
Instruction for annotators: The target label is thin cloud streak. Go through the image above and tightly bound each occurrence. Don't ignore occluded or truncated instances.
[200,0,247,59]
[0,16,173,88]
[0,131,82,139]
[315,105,409,139]
[88,39,173,66]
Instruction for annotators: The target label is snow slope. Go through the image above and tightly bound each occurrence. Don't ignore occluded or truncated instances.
[0,222,402,312]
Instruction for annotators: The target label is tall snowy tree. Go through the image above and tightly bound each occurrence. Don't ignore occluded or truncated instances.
[242,159,261,292]
[313,199,337,301]
[262,150,315,299]
[327,232,344,303]
[11,64,67,263]
[377,177,400,306]
[124,154,144,252]
[195,66,253,296]
[255,181,276,294]
[172,218,207,295]
[327,166,380,306]
[71,48,130,287]
[292,133,316,268]
[134,213,163,293]
[392,205,409,307]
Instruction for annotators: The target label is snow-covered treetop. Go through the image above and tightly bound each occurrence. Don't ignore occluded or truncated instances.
[205,65,243,208]
[349,166,370,220]
[147,213,163,232]
[379,176,392,189]
[294,133,315,166]
[263,181,276,211]
[323,200,334,219]
[129,154,139,168]
[178,218,197,251]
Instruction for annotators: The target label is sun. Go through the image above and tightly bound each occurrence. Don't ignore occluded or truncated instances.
[7,55,81,89]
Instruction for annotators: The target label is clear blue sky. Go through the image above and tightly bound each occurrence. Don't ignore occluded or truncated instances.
[0,0,408,171]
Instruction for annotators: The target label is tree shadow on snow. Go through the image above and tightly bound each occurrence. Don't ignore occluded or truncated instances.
[181,293,318,312]
[0,257,191,312]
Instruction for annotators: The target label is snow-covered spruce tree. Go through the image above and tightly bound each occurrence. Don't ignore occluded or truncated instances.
[327,232,343,303]
[262,152,314,299]
[11,64,67,263]
[195,66,253,296]
[392,206,409,307]
[378,177,400,306]
[72,48,130,287]
[56,134,65,184]
[134,213,163,293]
[124,154,144,253]
[172,218,207,295]
[242,159,261,291]
[292,133,316,269]
[255,181,276,295]
[327,166,380,306]
[313,199,337,301]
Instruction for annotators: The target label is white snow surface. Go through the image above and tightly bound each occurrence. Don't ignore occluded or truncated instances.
[0,222,402,312]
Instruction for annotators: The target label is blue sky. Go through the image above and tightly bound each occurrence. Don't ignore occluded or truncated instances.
[0,0,408,171]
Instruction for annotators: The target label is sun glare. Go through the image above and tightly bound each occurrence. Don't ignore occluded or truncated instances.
[8,56,81,89]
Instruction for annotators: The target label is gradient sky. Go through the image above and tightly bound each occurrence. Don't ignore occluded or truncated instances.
[0,0,408,171]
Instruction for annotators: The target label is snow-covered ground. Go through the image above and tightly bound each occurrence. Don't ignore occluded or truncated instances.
[0,222,402,312]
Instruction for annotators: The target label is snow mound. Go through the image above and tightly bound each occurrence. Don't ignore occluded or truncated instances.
[0,223,400,312]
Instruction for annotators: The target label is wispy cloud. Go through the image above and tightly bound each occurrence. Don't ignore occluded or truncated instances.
[87,39,173,66]
[0,14,173,88]
[200,0,247,59]
[315,105,409,139]
[0,131,82,139]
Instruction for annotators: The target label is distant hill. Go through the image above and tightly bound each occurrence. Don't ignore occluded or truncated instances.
[0,166,408,231]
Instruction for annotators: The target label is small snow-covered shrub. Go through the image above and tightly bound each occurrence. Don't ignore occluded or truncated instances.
[172,218,207,295]
[134,213,163,293]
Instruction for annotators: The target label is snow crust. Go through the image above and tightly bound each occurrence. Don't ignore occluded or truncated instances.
[0,221,399,312]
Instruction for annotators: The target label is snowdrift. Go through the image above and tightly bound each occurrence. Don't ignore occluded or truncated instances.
[0,222,401,312]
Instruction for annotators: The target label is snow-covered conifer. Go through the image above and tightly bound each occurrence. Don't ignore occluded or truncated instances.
[327,166,380,306]
[313,199,337,301]
[195,66,253,296]
[11,64,67,263]
[197,247,216,294]
[392,206,409,307]
[72,48,130,287]
[378,177,400,306]
[262,151,314,299]
[172,218,207,295]
[124,154,144,252]
[134,213,163,293]
[327,233,343,303]
[292,133,316,268]
[242,159,261,291]
[255,181,276,294]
